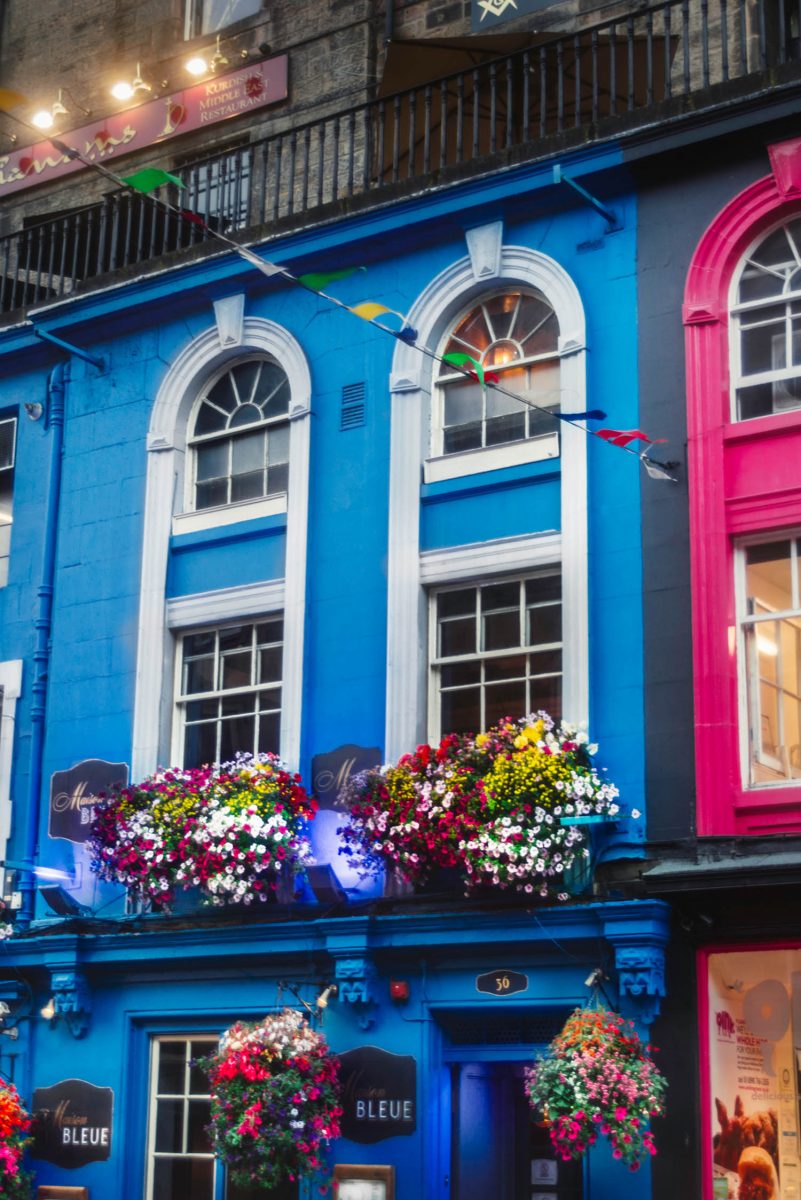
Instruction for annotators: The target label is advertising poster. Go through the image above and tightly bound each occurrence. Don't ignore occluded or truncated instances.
[709,950,801,1200]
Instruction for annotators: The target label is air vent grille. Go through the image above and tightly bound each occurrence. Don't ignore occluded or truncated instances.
[437,1009,565,1047]
[341,382,366,430]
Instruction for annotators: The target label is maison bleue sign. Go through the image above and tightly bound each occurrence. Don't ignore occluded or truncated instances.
[49,758,128,843]
[338,1046,417,1144]
[0,56,288,198]
[32,1079,113,1168]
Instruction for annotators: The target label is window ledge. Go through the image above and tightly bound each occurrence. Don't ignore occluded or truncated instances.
[172,493,287,536]
[424,434,559,484]
[724,408,801,443]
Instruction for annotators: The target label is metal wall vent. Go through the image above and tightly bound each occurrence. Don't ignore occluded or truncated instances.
[341,382,366,430]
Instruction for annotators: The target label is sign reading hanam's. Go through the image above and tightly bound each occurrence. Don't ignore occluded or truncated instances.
[0,56,288,198]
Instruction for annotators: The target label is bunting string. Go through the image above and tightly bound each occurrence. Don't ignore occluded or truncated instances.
[0,97,678,481]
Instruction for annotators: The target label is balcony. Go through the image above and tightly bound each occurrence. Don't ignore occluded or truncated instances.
[0,0,799,322]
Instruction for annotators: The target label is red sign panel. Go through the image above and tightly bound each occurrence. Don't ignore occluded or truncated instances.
[0,56,288,198]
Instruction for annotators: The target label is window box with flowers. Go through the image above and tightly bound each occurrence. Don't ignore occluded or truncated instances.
[89,752,316,910]
[338,712,624,899]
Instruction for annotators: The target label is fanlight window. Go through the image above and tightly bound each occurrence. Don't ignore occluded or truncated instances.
[733,219,801,420]
[189,359,290,511]
[435,290,560,456]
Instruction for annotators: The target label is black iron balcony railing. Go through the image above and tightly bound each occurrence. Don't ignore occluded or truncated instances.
[0,0,798,318]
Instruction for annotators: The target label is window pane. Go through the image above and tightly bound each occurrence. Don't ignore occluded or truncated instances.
[196,441,228,483]
[0,419,15,470]
[441,686,481,736]
[258,646,282,683]
[222,693,257,717]
[219,625,251,651]
[155,1099,184,1153]
[257,709,281,755]
[746,542,792,613]
[220,650,252,691]
[196,479,228,510]
[200,0,261,34]
[531,674,562,720]
[437,589,476,620]
[441,661,481,687]
[443,381,483,430]
[184,721,217,769]
[485,411,525,447]
[187,1101,212,1153]
[152,1157,214,1200]
[186,698,219,723]
[529,649,562,677]
[485,679,526,726]
[158,1043,186,1094]
[484,654,527,682]
[440,616,475,658]
[256,363,291,417]
[526,574,561,605]
[184,655,215,696]
[257,687,282,713]
[231,361,262,406]
[189,1048,213,1095]
[741,316,785,376]
[529,604,561,646]
[231,431,265,475]
[482,582,520,610]
[231,471,264,502]
[0,475,12,527]
[257,619,283,644]
[268,423,290,465]
[219,713,255,762]
[267,462,289,496]
[482,609,520,651]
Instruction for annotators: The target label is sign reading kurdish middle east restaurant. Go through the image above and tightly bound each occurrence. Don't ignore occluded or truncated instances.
[0,55,288,197]
[49,759,128,844]
[338,1047,416,1144]
[32,1079,113,1168]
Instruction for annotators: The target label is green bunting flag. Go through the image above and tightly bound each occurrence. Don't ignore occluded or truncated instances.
[121,168,185,194]
[442,351,486,388]
[297,266,365,292]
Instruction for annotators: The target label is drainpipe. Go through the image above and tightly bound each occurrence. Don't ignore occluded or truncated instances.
[18,361,67,928]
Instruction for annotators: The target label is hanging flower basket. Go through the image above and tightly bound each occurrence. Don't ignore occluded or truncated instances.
[202,1009,342,1192]
[524,1005,666,1170]
[0,1081,32,1198]
[338,713,623,899]
[89,753,317,909]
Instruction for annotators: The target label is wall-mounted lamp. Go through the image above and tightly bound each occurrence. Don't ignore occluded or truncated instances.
[316,984,338,1011]
[185,35,251,78]
[31,88,89,130]
[40,997,56,1022]
[110,63,152,102]
[41,971,91,1038]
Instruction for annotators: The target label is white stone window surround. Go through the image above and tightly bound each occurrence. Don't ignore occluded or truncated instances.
[385,238,588,761]
[132,307,311,777]
[0,659,22,875]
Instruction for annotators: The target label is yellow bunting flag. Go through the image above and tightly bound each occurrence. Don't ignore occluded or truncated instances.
[0,87,30,113]
[349,302,401,323]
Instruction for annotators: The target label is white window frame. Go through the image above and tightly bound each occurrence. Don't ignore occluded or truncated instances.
[0,660,22,882]
[168,582,284,766]
[133,307,310,777]
[145,1033,220,1200]
[183,0,261,39]
[736,532,801,788]
[385,235,587,761]
[426,288,562,483]
[729,216,801,422]
[425,548,561,742]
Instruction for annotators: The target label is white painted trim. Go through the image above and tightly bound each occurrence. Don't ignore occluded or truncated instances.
[420,533,561,585]
[171,492,287,536]
[385,245,588,761]
[166,580,285,629]
[0,659,22,876]
[423,432,559,483]
[132,318,311,778]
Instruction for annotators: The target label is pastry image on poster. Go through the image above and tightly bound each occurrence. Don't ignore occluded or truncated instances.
[709,951,801,1200]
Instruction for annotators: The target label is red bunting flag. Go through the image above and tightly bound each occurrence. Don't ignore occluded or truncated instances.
[595,428,666,448]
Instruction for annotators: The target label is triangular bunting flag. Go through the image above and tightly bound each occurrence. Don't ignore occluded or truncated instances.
[121,167,185,194]
[232,246,284,277]
[0,87,30,112]
[298,266,365,292]
[595,427,666,448]
[442,351,485,388]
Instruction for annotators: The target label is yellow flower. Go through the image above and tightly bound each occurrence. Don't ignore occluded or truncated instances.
[475,733,490,748]
[524,720,544,744]
[514,735,528,749]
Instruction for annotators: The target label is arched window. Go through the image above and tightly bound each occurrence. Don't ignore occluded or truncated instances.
[188,357,290,510]
[434,288,560,456]
[732,217,801,420]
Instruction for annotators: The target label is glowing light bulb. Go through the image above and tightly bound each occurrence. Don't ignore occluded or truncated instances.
[185,55,209,76]
[111,80,134,101]
[31,109,54,129]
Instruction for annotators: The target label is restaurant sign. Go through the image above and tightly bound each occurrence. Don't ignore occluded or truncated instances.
[0,55,288,198]
[32,1079,113,1168]
[338,1046,416,1144]
[49,759,128,844]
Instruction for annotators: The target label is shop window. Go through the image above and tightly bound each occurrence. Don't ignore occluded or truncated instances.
[0,417,15,589]
[429,570,562,739]
[739,537,801,787]
[146,1036,282,1200]
[188,358,290,513]
[184,0,261,38]
[175,617,283,767]
[732,218,801,420]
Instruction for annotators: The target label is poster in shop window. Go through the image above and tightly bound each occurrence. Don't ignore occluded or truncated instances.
[708,950,801,1200]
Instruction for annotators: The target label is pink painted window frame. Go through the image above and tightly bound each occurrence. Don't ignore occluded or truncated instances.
[685,138,801,836]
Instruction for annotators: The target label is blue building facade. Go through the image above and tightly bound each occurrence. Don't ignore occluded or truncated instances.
[0,143,671,1199]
